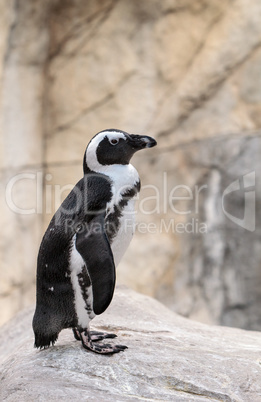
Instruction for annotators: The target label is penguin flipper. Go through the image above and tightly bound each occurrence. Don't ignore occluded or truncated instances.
[75,214,115,316]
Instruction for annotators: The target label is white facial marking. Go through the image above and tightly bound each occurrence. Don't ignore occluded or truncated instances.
[86,130,126,172]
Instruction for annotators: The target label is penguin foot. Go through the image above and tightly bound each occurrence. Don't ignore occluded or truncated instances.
[89,330,117,342]
[72,328,117,342]
[79,329,127,355]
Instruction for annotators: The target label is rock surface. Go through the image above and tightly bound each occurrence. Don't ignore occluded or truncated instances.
[1,0,261,329]
[138,134,261,331]
[1,287,261,402]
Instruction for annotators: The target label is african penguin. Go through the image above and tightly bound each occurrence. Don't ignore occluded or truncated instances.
[33,129,157,354]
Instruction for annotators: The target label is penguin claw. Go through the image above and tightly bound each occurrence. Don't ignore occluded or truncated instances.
[72,328,81,341]
[78,329,127,355]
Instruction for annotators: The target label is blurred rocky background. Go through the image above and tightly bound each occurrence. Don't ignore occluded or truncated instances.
[0,0,260,330]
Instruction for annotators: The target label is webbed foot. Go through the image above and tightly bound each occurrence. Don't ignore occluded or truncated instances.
[72,328,117,342]
[74,328,127,355]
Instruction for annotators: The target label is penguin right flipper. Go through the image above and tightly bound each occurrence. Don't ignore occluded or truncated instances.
[75,213,116,316]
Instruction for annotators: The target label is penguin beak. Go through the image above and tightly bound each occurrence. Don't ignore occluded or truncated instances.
[128,134,157,150]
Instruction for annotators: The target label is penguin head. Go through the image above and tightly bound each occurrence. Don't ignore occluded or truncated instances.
[84,129,157,173]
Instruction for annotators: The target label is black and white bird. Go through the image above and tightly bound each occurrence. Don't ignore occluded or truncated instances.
[33,129,157,354]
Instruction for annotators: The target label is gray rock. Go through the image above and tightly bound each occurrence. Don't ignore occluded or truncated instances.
[1,287,261,401]
[158,134,261,331]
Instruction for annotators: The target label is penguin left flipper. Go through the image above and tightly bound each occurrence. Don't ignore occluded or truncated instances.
[75,213,116,316]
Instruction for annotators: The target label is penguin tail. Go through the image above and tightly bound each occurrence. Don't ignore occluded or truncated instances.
[32,304,61,349]
[34,332,58,349]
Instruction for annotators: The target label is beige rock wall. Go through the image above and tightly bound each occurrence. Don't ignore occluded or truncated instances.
[1,0,261,329]
[0,1,51,324]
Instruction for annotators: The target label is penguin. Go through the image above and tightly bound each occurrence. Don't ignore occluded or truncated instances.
[33,129,157,354]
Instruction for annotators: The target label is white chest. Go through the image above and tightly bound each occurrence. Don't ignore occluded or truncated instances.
[110,198,136,267]
[105,164,140,266]
[69,163,140,326]
[105,164,139,212]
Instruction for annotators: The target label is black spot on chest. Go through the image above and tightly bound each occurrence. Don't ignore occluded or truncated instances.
[105,181,140,243]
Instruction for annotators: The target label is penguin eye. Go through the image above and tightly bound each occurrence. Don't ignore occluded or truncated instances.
[110,138,119,145]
